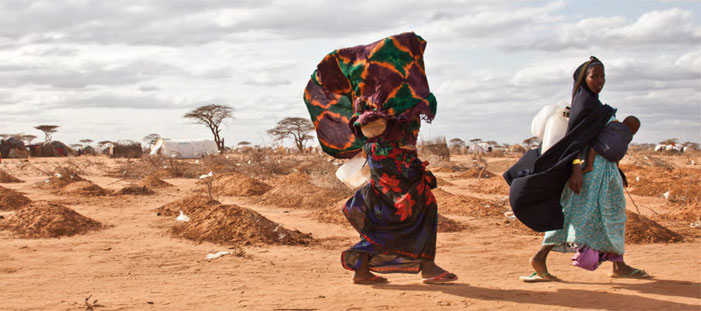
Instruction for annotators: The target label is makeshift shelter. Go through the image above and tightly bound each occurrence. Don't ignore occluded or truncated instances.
[109,140,143,158]
[79,146,98,156]
[0,137,29,158]
[149,139,218,158]
[32,141,77,157]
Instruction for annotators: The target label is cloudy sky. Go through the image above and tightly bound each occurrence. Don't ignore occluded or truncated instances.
[1,0,699,148]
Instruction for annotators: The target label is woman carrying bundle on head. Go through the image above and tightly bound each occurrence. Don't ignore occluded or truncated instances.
[303,32,457,285]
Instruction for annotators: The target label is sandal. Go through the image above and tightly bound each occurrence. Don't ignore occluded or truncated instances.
[353,275,389,285]
[519,272,558,282]
[422,271,458,284]
[609,269,651,279]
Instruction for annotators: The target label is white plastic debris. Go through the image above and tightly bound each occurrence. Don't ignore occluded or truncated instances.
[635,176,640,183]
[503,211,516,221]
[199,171,213,180]
[225,155,229,159]
[663,191,670,200]
[176,211,190,222]
[195,160,200,164]
[54,173,62,178]
[205,251,231,260]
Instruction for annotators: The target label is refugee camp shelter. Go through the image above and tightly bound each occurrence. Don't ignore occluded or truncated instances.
[28,141,77,157]
[109,140,143,158]
[149,139,218,158]
[0,137,29,158]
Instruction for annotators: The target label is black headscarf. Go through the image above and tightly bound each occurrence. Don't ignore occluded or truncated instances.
[503,56,616,232]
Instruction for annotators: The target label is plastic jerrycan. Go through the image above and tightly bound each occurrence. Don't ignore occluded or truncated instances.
[531,104,559,140]
[335,152,371,188]
[541,107,570,153]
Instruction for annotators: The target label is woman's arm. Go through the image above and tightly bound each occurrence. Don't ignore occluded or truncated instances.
[569,158,584,194]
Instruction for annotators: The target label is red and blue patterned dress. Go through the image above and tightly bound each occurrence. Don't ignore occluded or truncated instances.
[302,32,440,273]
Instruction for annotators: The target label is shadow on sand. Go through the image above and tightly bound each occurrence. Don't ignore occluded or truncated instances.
[374,279,699,310]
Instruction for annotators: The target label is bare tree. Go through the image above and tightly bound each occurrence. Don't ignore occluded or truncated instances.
[143,133,161,148]
[79,139,93,146]
[682,141,699,150]
[237,141,251,146]
[21,134,37,145]
[449,138,465,148]
[522,136,539,148]
[35,125,59,142]
[267,117,315,152]
[184,105,233,151]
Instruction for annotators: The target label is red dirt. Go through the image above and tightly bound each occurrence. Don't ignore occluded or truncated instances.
[202,173,272,196]
[118,184,155,195]
[0,201,102,238]
[156,194,221,217]
[171,202,314,246]
[0,185,32,211]
[138,175,173,189]
[257,173,349,209]
[625,210,684,244]
[0,169,23,183]
[59,181,108,196]
[432,188,505,217]
[454,167,498,179]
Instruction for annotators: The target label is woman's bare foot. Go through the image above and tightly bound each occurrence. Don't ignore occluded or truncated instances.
[529,245,555,277]
[611,261,649,278]
[420,261,457,283]
[352,253,388,284]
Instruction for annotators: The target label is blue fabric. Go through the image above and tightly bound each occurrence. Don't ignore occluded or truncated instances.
[543,117,627,254]
[592,121,632,163]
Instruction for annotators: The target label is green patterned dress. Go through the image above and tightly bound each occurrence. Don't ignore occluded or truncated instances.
[543,116,627,255]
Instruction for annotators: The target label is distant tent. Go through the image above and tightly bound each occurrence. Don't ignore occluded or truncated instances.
[79,145,98,156]
[31,141,77,157]
[149,139,218,158]
[110,140,143,158]
[0,137,29,158]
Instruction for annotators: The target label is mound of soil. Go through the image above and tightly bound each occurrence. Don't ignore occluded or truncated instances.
[435,176,455,187]
[202,173,272,196]
[0,170,23,183]
[625,210,684,244]
[35,172,85,190]
[118,185,155,195]
[59,181,108,196]
[139,175,173,189]
[309,199,348,226]
[0,186,32,211]
[156,194,221,217]
[437,214,468,232]
[257,173,350,210]
[0,201,102,238]
[658,203,701,223]
[171,203,313,246]
[455,167,497,179]
[432,188,504,217]
[467,179,510,195]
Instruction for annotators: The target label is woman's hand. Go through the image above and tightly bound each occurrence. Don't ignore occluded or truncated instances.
[569,164,583,194]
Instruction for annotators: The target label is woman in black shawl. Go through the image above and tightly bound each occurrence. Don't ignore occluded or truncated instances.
[506,57,649,281]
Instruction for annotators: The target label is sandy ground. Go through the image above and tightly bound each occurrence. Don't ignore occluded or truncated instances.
[0,155,699,311]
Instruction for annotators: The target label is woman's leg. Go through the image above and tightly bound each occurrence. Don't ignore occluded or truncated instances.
[530,244,555,276]
[352,253,387,283]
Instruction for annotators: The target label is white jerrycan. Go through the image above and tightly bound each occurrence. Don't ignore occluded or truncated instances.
[540,107,570,154]
[335,152,371,188]
[531,104,559,140]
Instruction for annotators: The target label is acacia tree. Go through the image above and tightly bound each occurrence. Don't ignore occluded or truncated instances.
[21,134,37,145]
[143,133,161,148]
[79,139,93,146]
[449,138,465,148]
[267,117,315,152]
[35,125,59,142]
[660,138,679,145]
[184,105,233,151]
